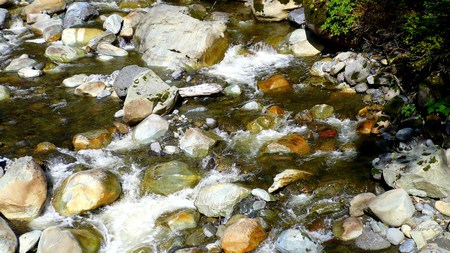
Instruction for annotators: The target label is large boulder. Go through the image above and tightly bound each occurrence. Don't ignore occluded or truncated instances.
[179,128,221,157]
[140,161,200,196]
[221,218,266,253]
[0,157,47,220]
[52,168,121,216]
[113,65,149,98]
[134,4,228,70]
[252,0,301,21]
[132,114,169,144]
[374,144,450,198]
[0,217,17,253]
[63,2,98,28]
[194,183,250,217]
[275,229,321,253]
[343,55,371,85]
[368,189,415,227]
[288,29,324,56]
[37,227,101,253]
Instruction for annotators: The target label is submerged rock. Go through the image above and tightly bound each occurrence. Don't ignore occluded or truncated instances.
[221,218,266,253]
[132,114,169,144]
[275,229,321,253]
[179,128,220,157]
[141,161,200,196]
[52,168,121,216]
[156,209,200,231]
[194,183,250,217]
[265,133,310,155]
[257,73,292,93]
[310,104,334,119]
[368,189,415,227]
[0,157,47,220]
[4,54,38,72]
[0,216,17,253]
[72,129,112,150]
[247,115,279,134]
[37,226,101,253]
[268,169,313,193]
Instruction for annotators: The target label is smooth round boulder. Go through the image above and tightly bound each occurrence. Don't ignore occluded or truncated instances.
[221,218,266,253]
[0,216,17,253]
[37,226,101,253]
[45,45,86,63]
[257,74,292,94]
[0,156,47,220]
[310,104,334,119]
[52,168,121,216]
[368,189,415,227]
[132,114,169,144]
[72,129,112,150]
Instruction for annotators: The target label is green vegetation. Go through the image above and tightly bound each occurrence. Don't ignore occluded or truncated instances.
[321,0,356,36]
[425,97,450,118]
[400,104,417,118]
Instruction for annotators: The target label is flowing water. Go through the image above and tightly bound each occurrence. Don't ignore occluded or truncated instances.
[0,1,394,252]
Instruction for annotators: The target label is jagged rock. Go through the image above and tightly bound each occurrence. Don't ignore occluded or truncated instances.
[268,169,313,193]
[368,189,415,227]
[179,128,221,157]
[19,230,41,253]
[0,216,17,253]
[276,229,321,253]
[124,69,170,105]
[132,114,169,144]
[63,2,98,28]
[103,14,123,35]
[221,218,266,253]
[22,0,66,20]
[72,129,112,150]
[252,0,301,21]
[45,45,86,63]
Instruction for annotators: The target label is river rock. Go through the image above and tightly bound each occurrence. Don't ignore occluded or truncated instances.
[194,183,250,217]
[355,83,368,93]
[72,129,112,150]
[113,65,149,98]
[355,228,391,251]
[124,69,170,105]
[156,209,200,231]
[349,192,376,217]
[179,128,221,157]
[396,128,415,142]
[134,4,227,70]
[22,0,66,20]
[0,216,17,253]
[63,2,98,28]
[252,188,273,202]
[310,60,331,77]
[413,220,442,241]
[0,85,10,101]
[178,83,223,97]
[37,227,101,253]
[247,115,278,134]
[52,168,121,216]
[18,67,42,78]
[63,74,88,88]
[104,14,123,35]
[224,84,242,96]
[120,10,147,37]
[62,28,104,47]
[288,7,305,26]
[123,98,153,125]
[119,0,155,9]
[0,8,9,29]
[132,114,169,144]
[252,0,300,21]
[368,188,415,227]
[435,201,450,216]
[378,144,450,198]
[310,104,334,119]
[399,239,416,253]
[0,157,47,220]
[141,160,200,196]
[330,61,346,76]
[275,229,321,253]
[221,218,266,253]
[333,217,363,241]
[146,87,176,115]
[288,29,324,56]
[344,55,371,85]
[74,81,105,97]
[265,133,310,155]
[268,169,313,193]
[19,230,41,253]
[45,45,86,63]
[257,73,292,93]
[386,228,405,245]
[4,54,37,72]
[97,43,128,57]
[87,31,116,50]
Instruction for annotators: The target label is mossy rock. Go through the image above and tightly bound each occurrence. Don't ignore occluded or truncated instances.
[70,228,102,253]
[198,36,229,68]
[119,0,156,9]
[247,115,279,134]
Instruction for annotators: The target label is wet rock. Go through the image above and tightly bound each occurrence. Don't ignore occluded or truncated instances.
[119,0,155,9]
[367,74,390,86]
[310,60,331,77]
[134,4,227,70]
[288,7,305,26]
[124,69,170,105]
[103,14,123,35]
[344,55,371,85]
[294,109,313,125]
[97,43,128,57]
[224,84,242,96]
[275,229,321,253]
[194,183,250,217]
[257,73,292,93]
[0,85,10,101]
[242,101,261,111]
[435,201,450,216]
[268,169,313,193]
[22,0,66,20]
[205,118,218,129]
[113,65,149,98]
[141,160,200,196]
[87,31,116,51]
[37,227,101,253]
[18,67,42,78]
[355,228,391,251]
[63,74,88,88]
[396,128,415,142]
[251,188,273,202]
[35,142,56,153]
[0,157,47,220]
[349,192,376,217]
[355,83,368,93]
[121,10,147,37]
[62,28,104,47]
[178,83,223,98]
[368,189,415,227]
[132,114,169,144]
[63,2,98,28]
[318,129,337,138]
[19,230,41,253]
[266,106,285,117]
[0,216,17,253]
[246,115,278,134]
[399,239,416,253]
[72,129,112,150]
[265,133,310,155]
[386,228,404,245]
[310,104,334,119]
[5,54,38,72]
[379,144,450,198]
[74,81,106,97]
[411,220,442,242]
[123,98,153,125]
[45,45,86,63]
[356,119,375,135]
[252,0,300,21]
[288,29,324,57]
[179,128,220,157]
[333,217,363,241]
[157,209,200,231]
[0,8,9,29]
[221,218,266,253]
[52,168,121,216]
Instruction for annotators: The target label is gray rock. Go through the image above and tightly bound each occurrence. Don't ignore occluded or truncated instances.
[386,228,405,245]
[336,52,357,62]
[330,61,346,76]
[355,83,368,93]
[0,216,17,253]
[4,55,37,72]
[63,2,98,28]
[194,183,250,217]
[252,0,301,21]
[97,43,128,57]
[310,60,329,77]
[178,83,223,98]
[124,69,171,105]
[87,31,116,50]
[275,229,321,253]
[367,74,390,86]
[368,189,415,227]
[63,74,88,88]
[103,14,123,35]
[378,144,450,198]
[349,192,376,217]
[287,8,305,26]
[288,29,324,57]
[113,65,149,98]
[251,188,273,202]
[19,230,41,253]
[224,84,242,96]
[179,128,220,157]
[344,55,371,85]
[30,16,62,39]
[134,4,227,70]
[0,85,10,101]
[132,114,169,144]
[396,128,415,142]
[253,200,266,211]
[205,118,218,129]
[399,239,416,253]
[356,228,391,251]
[0,8,10,29]
[45,45,86,63]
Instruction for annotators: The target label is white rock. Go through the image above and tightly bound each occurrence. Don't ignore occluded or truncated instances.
[163,145,180,155]
[97,43,128,57]
[368,189,415,227]
[0,85,11,101]
[252,0,301,22]
[289,29,324,57]
[251,188,273,202]
[132,114,169,144]
[179,128,220,157]
[18,67,42,78]
[178,83,223,97]
[349,192,376,217]
[242,101,261,111]
[62,74,88,88]
[386,228,404,245]
[103,14,123,35]
[19,230,41,253]
[0,216,17,253]
[401,224,412,238]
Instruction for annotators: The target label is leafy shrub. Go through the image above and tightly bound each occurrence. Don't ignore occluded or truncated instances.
[425,97,450,118]
[321,0,357,36]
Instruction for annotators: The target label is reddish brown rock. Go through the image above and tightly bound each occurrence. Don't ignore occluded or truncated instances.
[221,218,266,253]
[257,74,292,94]
[265,106,285,117]
[72,129,112,150]
[319,129,337,138]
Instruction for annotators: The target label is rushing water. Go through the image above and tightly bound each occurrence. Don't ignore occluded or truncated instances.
[0,1,390,252]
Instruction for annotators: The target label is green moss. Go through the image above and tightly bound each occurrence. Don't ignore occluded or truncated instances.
[253,0,264,12]
[70,228,102,253]
[429,156,437,163]
[423,165,431,171]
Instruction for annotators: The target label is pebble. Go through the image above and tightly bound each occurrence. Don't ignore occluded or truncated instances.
[401,224,412,238]
[205,118,218,129]
[253,200,266,211]
[164,145,180,155]
[252,188,272,202]
[355,83,368,93]
[114,109,124,118]
[386,228,404,245]
[399,239,416,253]
[150,142,162,153]
[242,101,260,111]
[415,203,424,211]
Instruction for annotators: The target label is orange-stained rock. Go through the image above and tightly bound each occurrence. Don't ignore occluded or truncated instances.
[266,133,310,155]
[221,218,266,253]
[35,142,57,153]
[266,106,285,117]
[257,74,292,94]
[356,120,375,135]
[72,129,112,150]
[319,129,337,138]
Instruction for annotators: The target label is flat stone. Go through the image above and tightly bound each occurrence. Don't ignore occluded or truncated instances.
[179,128,220,157]
[22,0,66,19]
[435,201,450,216]
[132,114,169,144]
[19,230,41,253]
[62,74,88,88]
[5,55,37,72]
[334,217,363,241]
[45,45,86,63]
[268,169,313,193]
[330,62,346,76]
[386,228,405,245]
[368,188,415,227]
[97,43,128,57]
[74,82,105,97]
[178,83,223,97]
